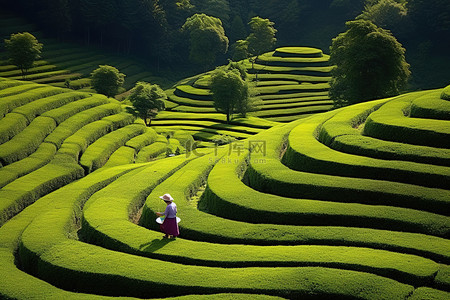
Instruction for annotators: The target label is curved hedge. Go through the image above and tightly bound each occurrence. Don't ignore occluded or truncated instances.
[0,116,56,165]
[0,86,66,118]
[80,124,145,173]
[318,96,450,166]
[441,85,450,100]
[363,92,450,148]
[411,90,450,120]
[282,110,450,191]
[80,154,440,287]
[15,160,415,299]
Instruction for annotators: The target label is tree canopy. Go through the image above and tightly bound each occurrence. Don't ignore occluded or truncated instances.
[247,16,277,58]
[329,19,410,106]
[210,63,257,123]
[181,13,229,68]
[4,32,43,78]
[126,82,166,126]
[90,65,125,98]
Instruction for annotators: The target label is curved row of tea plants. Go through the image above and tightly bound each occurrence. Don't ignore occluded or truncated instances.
[0,79,189,226]
[1,83,448,299]
[152,47,334,141]
[0,12,168,94]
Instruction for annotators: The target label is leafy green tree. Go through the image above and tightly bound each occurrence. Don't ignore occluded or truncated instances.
[181,13,229,68]
[329,19,411,106]
[126,81,166,126]
[246,16,277,77]
[229,14,247,42]
[194,0,231,25]
[357,0,408,34]
[231,39,249,61]
[210,63,257,122]
[4,32,43,79]
[90,65,125,98]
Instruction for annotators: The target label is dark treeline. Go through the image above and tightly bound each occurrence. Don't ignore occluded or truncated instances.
[2,0,449,88]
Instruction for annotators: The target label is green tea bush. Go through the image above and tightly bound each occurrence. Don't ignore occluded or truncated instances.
[410,288,450,300]
[256,52,330,68]
[411,89,450,120]
[0,112,28,144]
[0,164,141,299]
[16,163,415,299]
[125,127,159,151]
[0,117,56,165]
[441,85,450,100]
[318,97,450,166]
[0,142,56,188]
[44,103,121,147]
[103,146,136,167]
[167,89,214,107]
[204,150,449,237]
[135,141,168,163]
[282,111,450,191]
[40,94,109,124]
[0,160,83,226]
[80,124,146,173]
[273,47,324,58]
[80,155,441,287]
[0,78,27,89]
[101,112,136,130]
[174,85,212,101]
[0,82,41,97]
[363,94,450,148]
[12,91,88,123]
[0,86,65,118]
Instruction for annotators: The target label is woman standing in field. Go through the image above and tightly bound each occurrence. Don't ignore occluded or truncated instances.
[156,194,180,239]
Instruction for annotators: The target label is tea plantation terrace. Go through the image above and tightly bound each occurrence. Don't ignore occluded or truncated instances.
[151,47,333,141]
[0,76,448,299]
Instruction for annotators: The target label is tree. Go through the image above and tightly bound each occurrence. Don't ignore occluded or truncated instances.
[194,0,231,26]
[231,39,249,61]
[229,15,247,42]
[90,65,125,98]
[247,17,277,60]
[181,13,229,68]
[246,16,277,78]
[4,32,43,79]
[357,0,408,35]
[329,19,411,106]
[210,63,257,123]
[126,82,166,126]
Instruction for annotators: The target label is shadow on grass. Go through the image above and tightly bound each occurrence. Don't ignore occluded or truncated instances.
[139,238,175,252]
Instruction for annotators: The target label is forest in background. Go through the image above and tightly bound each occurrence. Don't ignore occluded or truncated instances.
[1,0,449,90]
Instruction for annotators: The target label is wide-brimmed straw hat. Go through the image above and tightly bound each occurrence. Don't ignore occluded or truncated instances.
[159,193,174,202]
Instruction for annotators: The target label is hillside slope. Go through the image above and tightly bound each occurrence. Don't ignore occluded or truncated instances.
[0,79,448,299]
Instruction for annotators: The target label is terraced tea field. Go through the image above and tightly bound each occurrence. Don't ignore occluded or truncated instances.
[152,47,333,141]
[0,72,449,299]
[0,12,172,95]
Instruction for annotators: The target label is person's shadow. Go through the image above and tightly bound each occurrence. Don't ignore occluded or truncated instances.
[139,238,175,252]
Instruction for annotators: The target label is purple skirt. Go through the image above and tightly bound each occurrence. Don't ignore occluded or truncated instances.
[160,217,179,236]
